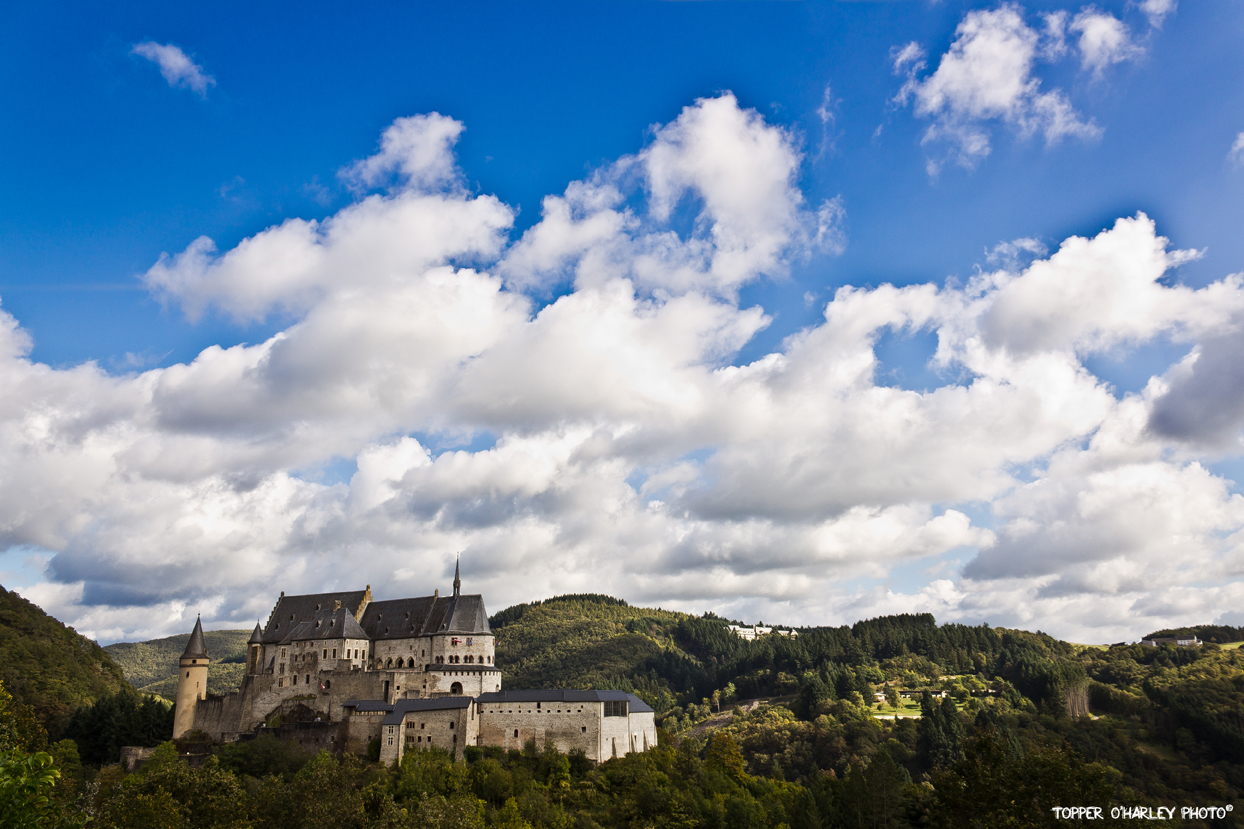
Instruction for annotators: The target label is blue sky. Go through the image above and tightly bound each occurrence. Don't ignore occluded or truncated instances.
[2,0,1243,643]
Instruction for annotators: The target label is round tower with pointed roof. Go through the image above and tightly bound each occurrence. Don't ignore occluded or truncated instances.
[174,616,210,739]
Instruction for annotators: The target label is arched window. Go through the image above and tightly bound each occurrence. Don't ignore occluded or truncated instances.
[386,658,393,668]
[450,682,463,695]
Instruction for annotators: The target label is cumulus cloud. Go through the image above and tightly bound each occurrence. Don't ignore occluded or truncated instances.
[502,94,839,298]
[894,5,1099,171]
[3,95,1244,645]
[131,42,215,97]
[1070,8,1142,76]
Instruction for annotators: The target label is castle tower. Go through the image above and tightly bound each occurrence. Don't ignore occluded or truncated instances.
[173,616,209,739]
[246,622,263,675]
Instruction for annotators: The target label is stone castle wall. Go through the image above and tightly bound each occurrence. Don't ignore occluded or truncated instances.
[473,701,657,763]
[380,705,477,765]
[191,663,501,741]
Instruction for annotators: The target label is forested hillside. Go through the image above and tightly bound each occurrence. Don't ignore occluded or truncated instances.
[105,629,251,698]
[0,584,129,731]
[5,589,1243,826]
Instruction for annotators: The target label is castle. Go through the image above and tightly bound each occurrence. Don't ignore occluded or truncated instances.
[174,564,656,765]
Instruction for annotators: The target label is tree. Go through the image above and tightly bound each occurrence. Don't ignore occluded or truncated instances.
[0,750,83,829]
[929,734,1141,829]
[705,733,748,783]
[884,686,900,712]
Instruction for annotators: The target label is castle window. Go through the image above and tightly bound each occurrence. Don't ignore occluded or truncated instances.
[581,727,586,733]
[305,675,310,684]
[449,721,455,730]
[332,649,336,659]
[514,729,519,738]
[292,675,297,685]
[281,648,287,658]
[323,648,328,659]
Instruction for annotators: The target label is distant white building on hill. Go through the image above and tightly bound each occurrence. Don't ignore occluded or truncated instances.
[727,624,799,641]
[1141,635,1202,648]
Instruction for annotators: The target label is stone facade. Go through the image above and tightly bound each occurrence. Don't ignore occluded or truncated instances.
[474,691,656,762]
[349,690,656,766]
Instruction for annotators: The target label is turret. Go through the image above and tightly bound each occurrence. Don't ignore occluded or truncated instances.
[246,622,263,675]
[173,616,209,739]
[453,556,461,598]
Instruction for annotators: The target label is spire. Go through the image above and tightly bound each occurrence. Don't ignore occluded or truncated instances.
[248,621,263,645]
[453,555,461,598]
[181,615,209,660]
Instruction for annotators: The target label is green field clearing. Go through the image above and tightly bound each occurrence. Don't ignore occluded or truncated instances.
[871,699,924,718]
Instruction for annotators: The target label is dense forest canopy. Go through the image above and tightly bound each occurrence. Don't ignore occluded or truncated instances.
[0,585,130,732]
[4,588,1244,827]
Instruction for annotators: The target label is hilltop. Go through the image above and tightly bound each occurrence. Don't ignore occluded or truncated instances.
[0,584,130,730]
[104,629,252,698]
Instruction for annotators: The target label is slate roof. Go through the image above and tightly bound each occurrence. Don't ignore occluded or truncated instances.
[262,590,368,644]
[247,623,264,645]
[181,617,209,660]
[342,700,394,713]
[361,594,491,640]
[475,690,653,713]
[279,605,370,644]
[379,697,473,725]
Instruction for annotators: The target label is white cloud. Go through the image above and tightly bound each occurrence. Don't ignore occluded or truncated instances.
[4,97,1244,645]
[1139,0,1177,29]
[1230,132,1244,168]
[1070,9,1143,76]
[131,42,215,97]
[339,114,465,192]
[894,4,1100,171]
[501,93,841,298]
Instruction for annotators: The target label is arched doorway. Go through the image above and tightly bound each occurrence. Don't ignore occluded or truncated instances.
[450,682,463,695]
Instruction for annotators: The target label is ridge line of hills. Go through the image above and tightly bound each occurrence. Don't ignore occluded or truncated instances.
[6,582,1244,819]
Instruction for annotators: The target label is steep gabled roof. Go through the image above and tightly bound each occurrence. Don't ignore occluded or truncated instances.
[281,606,370,644]
[362,594,491,639]
[181,616,209,660]
[262,590,368,644]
